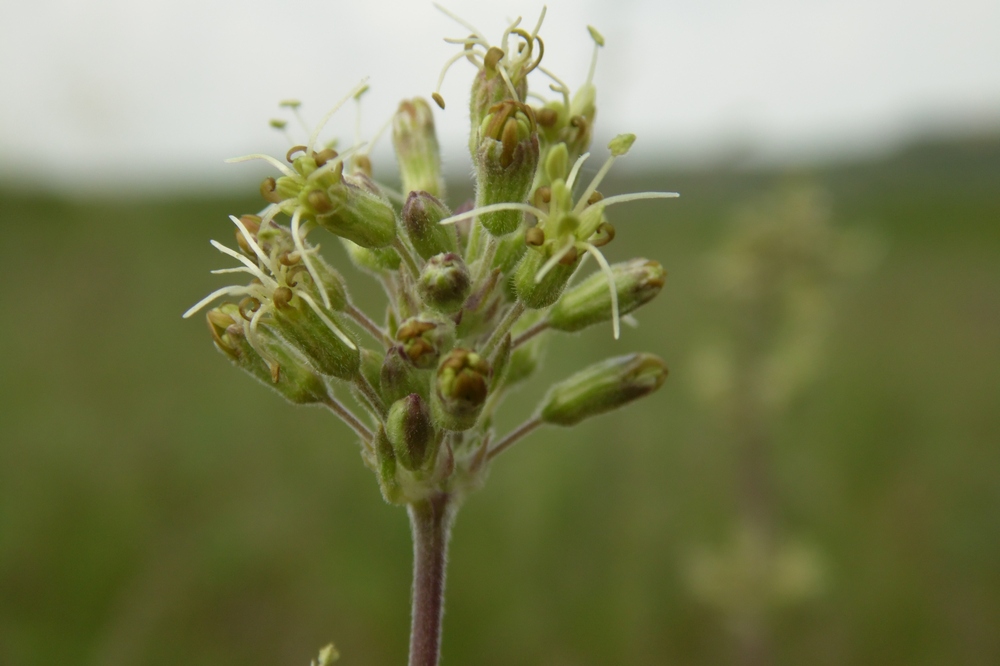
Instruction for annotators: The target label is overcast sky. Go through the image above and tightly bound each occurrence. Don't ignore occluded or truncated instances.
[2,0,999,191]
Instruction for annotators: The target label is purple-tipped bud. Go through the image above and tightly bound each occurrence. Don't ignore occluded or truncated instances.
[418,253,471,313]
[401,191,458,261]
[540,353,668,426]
[431,348,491,431]
[386,394,437,471]
[392,98,445,198]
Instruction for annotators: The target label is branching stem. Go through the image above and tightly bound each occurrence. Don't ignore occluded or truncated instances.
[322,397,373,442]
[487,416,543,460]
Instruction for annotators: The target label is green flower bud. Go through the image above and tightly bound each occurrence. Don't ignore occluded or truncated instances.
[314,176,397,249]
[269,288,361,380]
[392,98,445,198]
[505,334,543,387]
[418,253,471,313]
[396,314,456,370]
[474,101,540,236]
[432,348,491,431]
[340,238,402,274]
[401,191,458,261]
[360,347,385,397]
[548,259,666,332]
[514,243,579,309]
[207,305,329,405]
[540,353,668,426]
[380,345,428,404]
[386,394,437,471]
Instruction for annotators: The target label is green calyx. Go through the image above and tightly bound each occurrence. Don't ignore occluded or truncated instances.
[432,348,491,431]
[401,191,458,261]
[540,353,668,426]
[392,98,445,198]
[418,253,471,313]
[548,258,666,332]
[386,394,437,471]
[474,101,540,236]
[269,288,361,380]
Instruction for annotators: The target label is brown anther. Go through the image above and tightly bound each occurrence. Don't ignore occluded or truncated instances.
[536,107,558,128]
[269,361,281,383]
[452,371,487,404]
[239,214,262,234]
[525,227,545,246]
[500,118,518,168]
[484,46,505,73]
[235,230,254,256]
[353,154,373,177]
[206,309,236,347]
[314,148,338,167]
[534,186,552,207]
[397,319,437,341]
[278,251,301,266]
[307,189,333,214]
[587,190,604,206]
[432,92,446,109]
[558,246,579,265]
[590,222,616,247]
[238,297,261,321]
[260,177,283,204]
[272,286,294,310]
[286,145,308,163]
[404,338,434,364]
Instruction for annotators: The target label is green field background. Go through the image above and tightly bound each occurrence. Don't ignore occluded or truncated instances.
[1,136,998,665]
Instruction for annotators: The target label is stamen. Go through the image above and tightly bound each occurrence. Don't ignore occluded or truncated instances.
[573,154,617,215]
[226,153,297,178]
[210,240,276,286]
[352,83,370,147]
[589,191,680,209]
[582,242,620,339]
[433,3,488,44]
[286,145,308,163]
[290,208,331,310]
[535,239,577,283]
[297,291,357,350]
[496,63,520,101]
[307,78,370,157]
[230,215,272,269]
[565,152,591,191]
[182,285,252,319]
[307,141,366,182]
[500,16,522,56]
[586,26,605,87]
[439,202,548,226]
[530,6,547,42]
[539,66,571,108]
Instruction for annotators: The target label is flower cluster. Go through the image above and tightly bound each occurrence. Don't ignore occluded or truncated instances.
[184,8,674,509]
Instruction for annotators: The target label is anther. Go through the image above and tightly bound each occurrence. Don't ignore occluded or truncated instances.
[432,92,446,109]
[587,191,604,205]
[269,119,287,129]
[286,145,308,162]
[272,286,294,310]
[308,189,334,214]
[591,222,615,247]
[559,246,579,265]
[525,227,545,246]
[534,186,552,206]
[500,118,518,167]
[536,107,558,128]
[260,177,283,204]
[314,148,338,167]
[239,297,261,321]
[269,361,281,383]
[279,251,301,266]
[353,154,373,177]
[484,46,505,73]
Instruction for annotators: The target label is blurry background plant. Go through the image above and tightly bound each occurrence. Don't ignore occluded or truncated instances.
[2,2,1000,665]
[684,185,880,665]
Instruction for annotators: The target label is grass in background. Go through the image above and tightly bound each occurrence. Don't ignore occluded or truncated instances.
[0,135,998,665]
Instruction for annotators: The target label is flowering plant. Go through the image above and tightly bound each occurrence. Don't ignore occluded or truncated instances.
[185,7,675,664]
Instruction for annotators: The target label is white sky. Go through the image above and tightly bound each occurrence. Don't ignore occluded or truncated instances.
[1,0,999,191]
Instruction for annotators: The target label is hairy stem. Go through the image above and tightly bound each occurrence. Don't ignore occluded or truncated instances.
[394,237,422,279]
[346,304,392,347]
[487,416,543,461]
[408,493,455,666]
[322,397,373,442]
[482,300,525,357]
[512,319,549,348]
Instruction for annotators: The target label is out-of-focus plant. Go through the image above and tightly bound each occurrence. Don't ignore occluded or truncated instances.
[686,185,880,665]
[183,7,675,665]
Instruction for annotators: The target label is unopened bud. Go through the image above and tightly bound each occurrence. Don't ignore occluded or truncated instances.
[540,353,668,426]
[374,426,402,504]
[386,394,437,471]
[392,98,445,198]
[418,253,471,313]
[474,101,540,236]
[401,191,458,261]
[432,348,491,431]
[380,345,428,404]
[548,259,665,332]
[396,315,456,370]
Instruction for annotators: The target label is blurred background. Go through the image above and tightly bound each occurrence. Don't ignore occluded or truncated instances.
[1,1,998,665]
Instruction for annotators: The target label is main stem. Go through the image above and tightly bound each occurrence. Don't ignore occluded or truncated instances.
[407,493,454,666]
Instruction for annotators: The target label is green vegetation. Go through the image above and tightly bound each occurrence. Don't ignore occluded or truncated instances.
[1,135,998,665]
